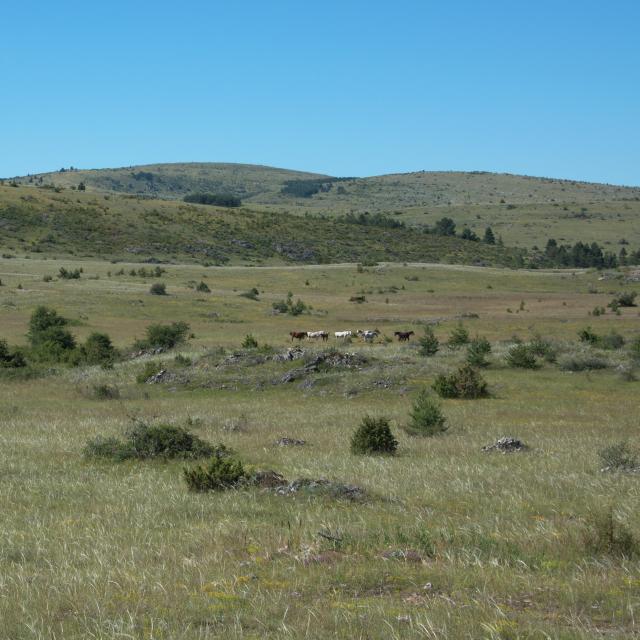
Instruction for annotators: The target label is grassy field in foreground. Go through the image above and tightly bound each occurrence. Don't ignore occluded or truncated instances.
[1,257,640,639]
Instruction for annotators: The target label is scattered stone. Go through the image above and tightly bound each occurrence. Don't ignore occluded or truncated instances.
[272,346,306,362]
[146,369,169,384]
[274,478,366,501]
[482,436,528,453]
[275,437,306,447]
[279,351,368,383]
[381,549,423,563]
[248,470,288,488]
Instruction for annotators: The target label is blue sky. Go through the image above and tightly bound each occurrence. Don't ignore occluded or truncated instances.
[2,1,639,184]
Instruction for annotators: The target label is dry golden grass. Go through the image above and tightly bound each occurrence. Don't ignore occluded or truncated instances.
[1,257,639,638]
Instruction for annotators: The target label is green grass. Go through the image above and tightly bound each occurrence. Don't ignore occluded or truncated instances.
[1,256,640,638]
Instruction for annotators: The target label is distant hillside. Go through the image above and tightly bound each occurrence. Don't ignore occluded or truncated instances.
[7,163,640,248]
[0,184,519,266]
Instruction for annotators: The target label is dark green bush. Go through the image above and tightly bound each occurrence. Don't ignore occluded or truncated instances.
[184,456,246,492]
[195,281,210,293]
[418,326,439,356]
[609,291,637,308]
[350,415,398,455]
[136,361,162,383]
[239,287,260,300]
[84,421,218,461]
[0,339,26,368]
[91,384,120,400]
[58,267,81,279]
[139,321,190,350]
[447,323,469,349]
[149,282,167,295]
[528,334,558,362]
[241,334,258,349]
[433,365,488,399]
[272,292,307,316]
[27,306,77,362]
[405,389,447,437]
[505,344,539,369]
[466,336,491,367]
[81,332,117,365]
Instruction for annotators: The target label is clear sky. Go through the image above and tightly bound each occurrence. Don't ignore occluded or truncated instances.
[2,1,638,184]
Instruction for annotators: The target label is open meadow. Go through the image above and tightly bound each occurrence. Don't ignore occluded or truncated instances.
[1,256,640,639]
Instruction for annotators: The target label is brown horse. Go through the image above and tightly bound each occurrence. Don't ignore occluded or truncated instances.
[289,331,307,342]
[394,331,415,342]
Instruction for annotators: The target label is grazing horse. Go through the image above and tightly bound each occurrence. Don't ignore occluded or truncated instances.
[357,329,379,342]
[289,331,307,342]
[394,331,415,342]
[307,330,329,341]
[334,330,352,339]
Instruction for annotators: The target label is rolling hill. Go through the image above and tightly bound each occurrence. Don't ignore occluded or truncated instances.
[0,183,520,266]
[7,163,640,250]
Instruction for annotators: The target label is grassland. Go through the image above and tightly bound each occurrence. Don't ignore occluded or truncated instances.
[9,163,640,250]
[1,255,640,639]
[0,184,519,266]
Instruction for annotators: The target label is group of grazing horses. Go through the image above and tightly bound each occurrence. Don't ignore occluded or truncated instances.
[289,329,415,343]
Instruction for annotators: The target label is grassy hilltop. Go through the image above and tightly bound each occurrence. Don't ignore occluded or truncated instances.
[9,162,640,249]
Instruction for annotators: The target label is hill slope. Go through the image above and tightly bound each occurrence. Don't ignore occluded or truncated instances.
[0,184,518,266]
[7,163,640,249]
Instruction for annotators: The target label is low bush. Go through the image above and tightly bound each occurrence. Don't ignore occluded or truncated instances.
[241,334,258,349]
[84,421,218,461]
[433,364,488,399]
[447,323,469,349]
[466,336,491,367]
[404,389,447,437]
[272,292,307,316]
[90,384,120,400]
[195,281,210,293]
[149,282,167,295]
[58,267,81,279]
[138,321,190,350]
[418,326,439,356]
[528,334,558,362]
[80,332,118,366]
[184,456,246,492]
[239,287,260,300]
[579,327,625,350]
[0,339,26,368]
[558,353,608,371]
[505,344,539,369]
[350,415,398,455]
[136,361,162,383]
[609,291,637,308]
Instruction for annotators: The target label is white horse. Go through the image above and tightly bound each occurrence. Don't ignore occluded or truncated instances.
[334,330,352,339]
[307,331,329,341]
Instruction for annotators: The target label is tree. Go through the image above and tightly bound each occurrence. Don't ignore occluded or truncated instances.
[484,226,496,245]
[77,181,86,191]
[418,326,440,356]
[460,227,479,242]
[433,217,456,236]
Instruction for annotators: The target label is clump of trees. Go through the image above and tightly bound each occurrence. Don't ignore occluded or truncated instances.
[183,193,241,207]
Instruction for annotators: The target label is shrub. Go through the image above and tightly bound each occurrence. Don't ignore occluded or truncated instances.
[433,365,488,399]
[149,282,167,295]
[81,332,117,365]
[136,361,162,383]
[350,415,398,455]
[505,344,539,369]
[272,292,307,316]
[466,336,491,367]
[418,326,440,356]
[27,305,77,362]
[84,421,217,461]
[578,327,599,345]
[609,291,637,308]
[91,384,120,400]
[58,267,81,279]
[598,331,625,350]
[140,321,190,350]
[557,353,608,371]
[0,339,26,368]
[195,281,210,293]
[241,334,258,349]
[598,441,639,472]
[405,389,447,437]
[584,508,637,558]
[528,334,558,362]
[184,456,246,492]
[447,323,469,349]
[239,287,260,300]
[174,354,192,367]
